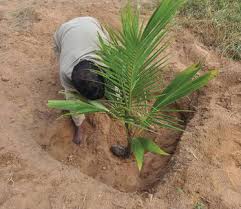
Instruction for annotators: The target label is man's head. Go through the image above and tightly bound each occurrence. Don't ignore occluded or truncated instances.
[71,60,105,100]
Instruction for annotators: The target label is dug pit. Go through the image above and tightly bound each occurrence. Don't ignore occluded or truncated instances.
[38,95,198,193]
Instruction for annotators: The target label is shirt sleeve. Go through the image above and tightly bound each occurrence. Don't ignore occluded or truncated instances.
[53,31,61,56]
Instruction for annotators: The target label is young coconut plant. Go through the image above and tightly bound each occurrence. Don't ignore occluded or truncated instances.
[48,0,217,170]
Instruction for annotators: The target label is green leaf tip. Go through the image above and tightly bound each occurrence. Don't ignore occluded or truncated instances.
[138,137,169,156]
[131,138,145,171]
[131,137,169,171]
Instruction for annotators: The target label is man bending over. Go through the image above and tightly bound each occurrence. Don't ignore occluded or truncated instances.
[54,17,127,157]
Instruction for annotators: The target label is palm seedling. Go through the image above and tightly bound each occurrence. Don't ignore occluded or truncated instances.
[48,0,217,170]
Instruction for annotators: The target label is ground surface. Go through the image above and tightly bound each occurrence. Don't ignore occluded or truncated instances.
[0,0,241,208]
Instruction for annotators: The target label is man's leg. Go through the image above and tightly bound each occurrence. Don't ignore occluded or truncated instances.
[65,90,85,144]
[71,114,85,145]
[73,111,129,156]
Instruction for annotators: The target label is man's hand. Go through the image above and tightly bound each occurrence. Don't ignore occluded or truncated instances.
[72,125,83,145]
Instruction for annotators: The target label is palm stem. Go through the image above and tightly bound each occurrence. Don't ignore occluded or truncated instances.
[125,121,132,157]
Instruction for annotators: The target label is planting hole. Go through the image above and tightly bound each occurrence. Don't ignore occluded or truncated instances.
[39,94,197,193]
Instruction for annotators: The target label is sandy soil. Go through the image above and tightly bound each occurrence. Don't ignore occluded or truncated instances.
[0,0,241,208]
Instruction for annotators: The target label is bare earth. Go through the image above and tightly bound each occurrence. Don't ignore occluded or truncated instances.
[0,0,241,208]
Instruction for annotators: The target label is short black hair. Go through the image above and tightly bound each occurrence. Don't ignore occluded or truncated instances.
[71,60,105,100]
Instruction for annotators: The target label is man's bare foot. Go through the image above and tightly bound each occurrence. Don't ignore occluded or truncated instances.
[110,145,130,158]
[72,126,82,145]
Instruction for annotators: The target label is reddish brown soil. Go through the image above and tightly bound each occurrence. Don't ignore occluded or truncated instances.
[45,112,183,192]
[0,0,241,209]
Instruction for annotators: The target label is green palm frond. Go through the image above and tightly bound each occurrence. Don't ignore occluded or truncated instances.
[48,100,109,114]
[96,0,185,122]
[152,64,218,110]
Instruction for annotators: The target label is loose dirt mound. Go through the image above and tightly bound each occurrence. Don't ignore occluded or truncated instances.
[0,0,241,209]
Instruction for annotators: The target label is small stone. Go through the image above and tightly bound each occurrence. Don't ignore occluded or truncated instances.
[18,103,24,108]
[148,194,153,202]
[102,166,106,170]
[67,155,74,162]
[40,144,47,150]
[48,80,56,86]
[37,78,43,82]
[1,76,10,82]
